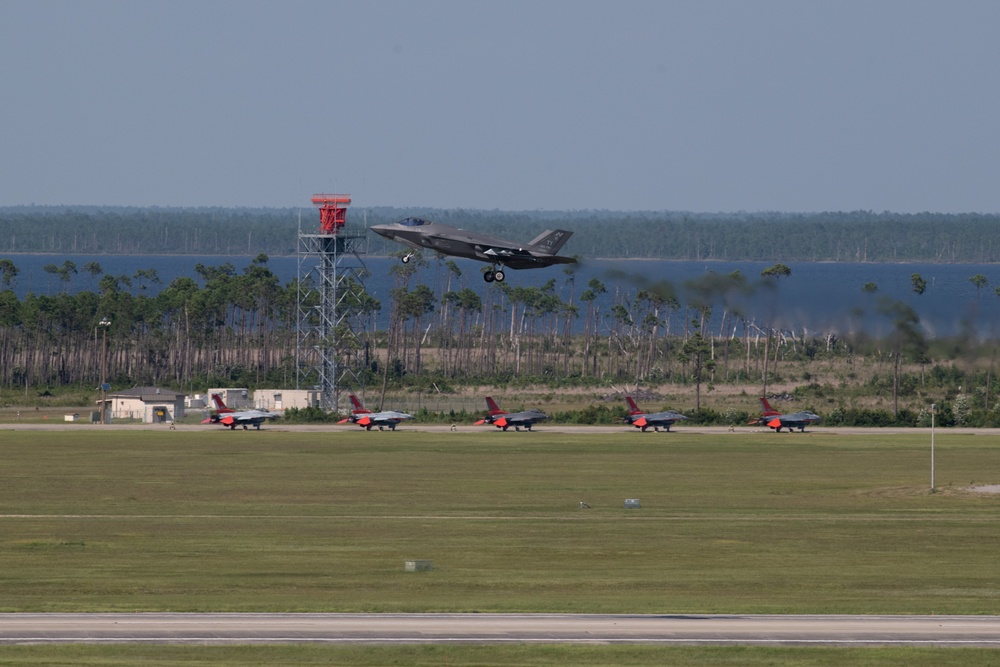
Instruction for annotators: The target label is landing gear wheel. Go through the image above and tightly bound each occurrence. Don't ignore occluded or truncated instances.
[494,270,505,282]
[483,270,495,283]
[401,254,411,264]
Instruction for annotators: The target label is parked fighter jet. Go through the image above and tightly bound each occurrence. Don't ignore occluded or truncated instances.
[622,396,688,432]
[475,396,549,431]
[370,218,576,283]
[750,397,821,432]
[201,393,280,430]
[338,394,414,431]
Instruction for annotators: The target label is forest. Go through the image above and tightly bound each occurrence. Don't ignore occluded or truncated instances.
[1,247,999,427]
[4,206,1000,262]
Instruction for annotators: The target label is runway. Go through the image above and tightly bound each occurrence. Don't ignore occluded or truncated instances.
[2,613,1000,646]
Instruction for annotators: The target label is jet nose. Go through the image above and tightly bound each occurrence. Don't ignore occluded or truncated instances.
[370,224,393,239]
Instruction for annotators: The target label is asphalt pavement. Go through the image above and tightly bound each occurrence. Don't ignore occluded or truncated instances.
[2,613,1000,646]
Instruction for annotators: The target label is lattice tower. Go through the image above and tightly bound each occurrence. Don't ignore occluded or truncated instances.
[296,194,370,411]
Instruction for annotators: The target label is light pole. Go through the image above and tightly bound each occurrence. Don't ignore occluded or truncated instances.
[99,318,111,424]
[930,403,936,492]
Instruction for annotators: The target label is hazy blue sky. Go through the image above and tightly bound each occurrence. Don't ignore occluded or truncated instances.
[2,1,998,212]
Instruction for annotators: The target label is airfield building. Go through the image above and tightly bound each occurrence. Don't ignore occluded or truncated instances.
[103,387,185,424]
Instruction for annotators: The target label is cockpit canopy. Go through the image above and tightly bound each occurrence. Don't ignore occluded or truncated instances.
[397,218,430,227]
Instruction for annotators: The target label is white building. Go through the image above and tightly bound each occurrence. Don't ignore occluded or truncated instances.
[252,389,321,411]
[104,387,186,423]
[206,388,252,410]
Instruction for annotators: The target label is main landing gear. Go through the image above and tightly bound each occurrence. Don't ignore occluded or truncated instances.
[483,268,506,283]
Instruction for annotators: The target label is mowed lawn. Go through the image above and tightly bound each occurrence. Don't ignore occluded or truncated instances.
[1,427,999,614]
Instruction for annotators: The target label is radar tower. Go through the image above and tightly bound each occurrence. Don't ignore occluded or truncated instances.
[296,194,369,411]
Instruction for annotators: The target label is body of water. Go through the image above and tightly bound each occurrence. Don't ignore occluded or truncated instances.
[4,253,999,338]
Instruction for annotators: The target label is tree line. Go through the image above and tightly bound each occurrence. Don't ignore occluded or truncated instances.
[5,249,1000,430]
[5,206,1000,262]
[0,251,832,396]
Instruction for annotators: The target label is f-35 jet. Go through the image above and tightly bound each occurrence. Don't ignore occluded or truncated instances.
[370,218,576,282]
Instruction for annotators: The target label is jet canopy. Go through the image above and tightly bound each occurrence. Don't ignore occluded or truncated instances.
[398,218,430,227]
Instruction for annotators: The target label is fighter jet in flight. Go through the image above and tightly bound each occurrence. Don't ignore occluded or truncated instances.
[475,396,549,431]
[370,218,576,283]
[622,396,688,432]
[750,397,821,432]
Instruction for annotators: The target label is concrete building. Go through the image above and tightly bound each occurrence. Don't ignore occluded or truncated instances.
[104,387,186,423]
[252,389,321,411]
[206,388,252,410]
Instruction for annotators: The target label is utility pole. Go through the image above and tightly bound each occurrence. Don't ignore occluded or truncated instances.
[99,318,111,424]
[930,403,936,492]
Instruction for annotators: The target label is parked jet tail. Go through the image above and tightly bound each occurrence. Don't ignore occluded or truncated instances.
[625,396,642,415]
[484,396,507,415]
[211,393,235,413]
[759,397,780,416]
[528,229,572,255]
[349,394,372,414]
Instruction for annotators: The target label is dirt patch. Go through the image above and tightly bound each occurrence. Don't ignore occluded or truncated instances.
[968,485,1000,494]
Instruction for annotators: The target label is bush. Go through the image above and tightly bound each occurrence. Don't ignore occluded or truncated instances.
[280,406,340,424]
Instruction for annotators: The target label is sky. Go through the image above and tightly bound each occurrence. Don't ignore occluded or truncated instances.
[2,0,999,213]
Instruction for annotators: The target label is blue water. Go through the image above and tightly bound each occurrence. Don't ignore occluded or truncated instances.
[4,253,999,337]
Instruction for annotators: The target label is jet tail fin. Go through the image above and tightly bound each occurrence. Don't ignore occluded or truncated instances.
[485,396,506,415]
[349,394,371,414]
[625,396,642,415]
[760,397,778,415]
[211,393,228,410]
[528,229,572,255]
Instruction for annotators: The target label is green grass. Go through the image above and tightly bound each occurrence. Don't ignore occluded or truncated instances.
[1,429,998,614]
[4,428,1000,664]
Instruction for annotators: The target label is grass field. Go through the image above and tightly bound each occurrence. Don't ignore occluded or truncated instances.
[2,427,999,664]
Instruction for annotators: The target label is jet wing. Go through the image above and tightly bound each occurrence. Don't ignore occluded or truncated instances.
[506,410,549,425]
[479,248,576,270]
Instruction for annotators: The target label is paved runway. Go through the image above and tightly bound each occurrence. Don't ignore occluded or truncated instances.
[2,613,1000,646]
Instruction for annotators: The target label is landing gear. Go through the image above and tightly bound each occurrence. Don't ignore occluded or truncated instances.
[483,268,506,283]
[401,253,413,264]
